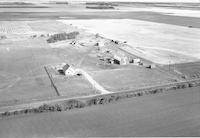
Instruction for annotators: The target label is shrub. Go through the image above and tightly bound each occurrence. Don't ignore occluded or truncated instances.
[32,108,39,113]
[41,104,50,111]
[148,90,154,94]
[63,100,81,110]
[77,102,85,108]
[13,111,19,115]
[108,96,115,103]
[137,92,143,96]
[145,90,150,95]
[47,31,79,43]
[168,86,177,90]
[2,111,10,116]
[115,95,121,101]
[24,109,29,114]
[66,31,79,39]
[98,98,107,104]
[188,82,195,87]
[47,106,55,112]
[177,84,183,89]
[87,98,97,106]
[152,89,158,94]
[181,83,188,89]
[55,104,62,111]
[157,88,163,93]
[126,93,134,98]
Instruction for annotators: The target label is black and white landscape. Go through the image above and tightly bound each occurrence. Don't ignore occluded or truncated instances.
[0,0,200,137]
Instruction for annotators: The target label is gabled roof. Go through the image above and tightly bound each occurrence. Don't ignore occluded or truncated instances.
[62,64,70,72]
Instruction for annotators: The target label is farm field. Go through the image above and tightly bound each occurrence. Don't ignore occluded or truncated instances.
[0,39,60,107]
[28,20,79,34]
[170,62,200,79]
[60,19,200,65]
[0,21,32,34]
[89,66,178,92]
[0,3,200,29]
[0,20,80,40]
[0,21,36,40]
[0,86,200,137]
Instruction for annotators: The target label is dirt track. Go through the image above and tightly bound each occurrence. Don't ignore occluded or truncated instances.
[76,69,111,94]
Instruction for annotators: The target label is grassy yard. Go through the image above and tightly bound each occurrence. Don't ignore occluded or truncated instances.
[89,66,178,92]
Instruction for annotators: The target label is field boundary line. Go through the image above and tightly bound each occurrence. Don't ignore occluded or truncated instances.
[44,66,60,96]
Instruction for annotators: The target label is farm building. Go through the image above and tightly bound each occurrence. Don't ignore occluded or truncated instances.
[150,64,156,68]
[99,48,130,65]
[113,52,129,65]
[146,64,156,69]
[131,58,142,65]
[133,58,141,63]
[96,41,105,47]
[56,63,76,76]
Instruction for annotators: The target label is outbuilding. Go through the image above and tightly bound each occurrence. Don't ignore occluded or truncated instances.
[63,64,76,76]
[113,52,129,65]
[57,63,76,76]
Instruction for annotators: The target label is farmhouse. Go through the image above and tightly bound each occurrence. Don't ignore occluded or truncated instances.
[57,63,76,76]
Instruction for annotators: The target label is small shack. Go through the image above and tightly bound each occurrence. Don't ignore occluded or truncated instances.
[146,64,156,69]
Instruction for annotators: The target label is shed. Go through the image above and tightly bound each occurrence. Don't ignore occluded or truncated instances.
[146,64,156,69]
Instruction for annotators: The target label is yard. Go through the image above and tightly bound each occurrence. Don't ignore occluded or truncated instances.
[89,66,178,92]
[53,75,99,98]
